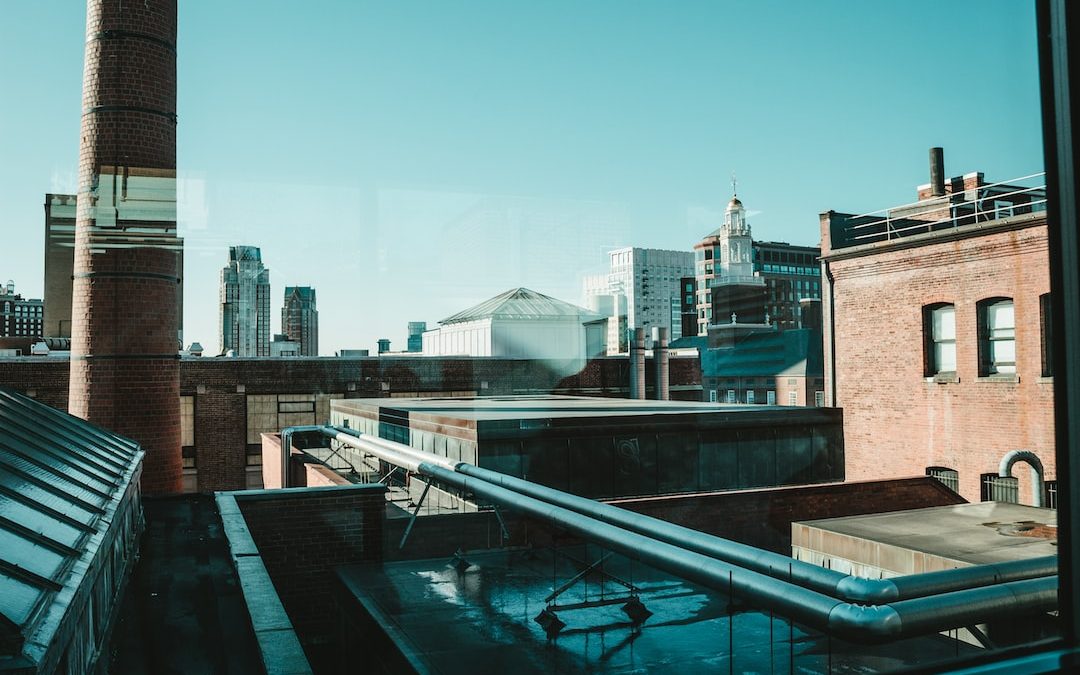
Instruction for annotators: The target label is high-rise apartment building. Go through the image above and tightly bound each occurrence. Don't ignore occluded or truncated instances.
[220,245,271,356]
[583,247,693,351]
[281,286,318,356]
[0,281,43,338]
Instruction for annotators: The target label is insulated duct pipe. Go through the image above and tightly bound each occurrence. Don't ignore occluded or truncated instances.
[278,425,325,489]
[999,449,1046,508]
[327,428,1057,604]
[315,427,1058,641]
[452,461,1058,604]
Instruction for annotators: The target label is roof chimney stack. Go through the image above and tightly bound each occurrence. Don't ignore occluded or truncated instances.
[930,147,946,197]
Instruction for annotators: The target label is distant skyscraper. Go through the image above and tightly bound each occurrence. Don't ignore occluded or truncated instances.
[281,286,318,356]
[220,245,271,356]
[407,321,426,352]
[583,247,693,351]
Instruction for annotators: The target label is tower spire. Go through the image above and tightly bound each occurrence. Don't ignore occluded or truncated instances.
[731,172,737,197]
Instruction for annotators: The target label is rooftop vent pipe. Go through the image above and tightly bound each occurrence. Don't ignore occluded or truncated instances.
[930,147,946,197]
[654,326,669,401]
[629,327,646,400]
[1000,449,1046,508]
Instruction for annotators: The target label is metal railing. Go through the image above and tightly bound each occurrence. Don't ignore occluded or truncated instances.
[982,473,1020,504]
[839,172,1047,247]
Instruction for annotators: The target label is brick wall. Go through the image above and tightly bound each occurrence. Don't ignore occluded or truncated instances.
[821,214,1054,503]
[0,355,701,493]
[234,485,386,650]
[71,0,181,494]
[608,476,964,553]
[379,476,963,561]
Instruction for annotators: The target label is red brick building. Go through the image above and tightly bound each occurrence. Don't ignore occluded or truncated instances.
[820,151,1053,505]
[0,354,701,493]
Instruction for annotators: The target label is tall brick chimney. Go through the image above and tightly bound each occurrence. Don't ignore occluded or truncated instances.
[69,0,182,494]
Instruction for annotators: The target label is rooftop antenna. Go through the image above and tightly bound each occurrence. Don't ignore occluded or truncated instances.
[731,172,737,197]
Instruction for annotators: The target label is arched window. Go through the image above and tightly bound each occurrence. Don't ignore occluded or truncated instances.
[922,303,956,375]
[977,297,1015,375]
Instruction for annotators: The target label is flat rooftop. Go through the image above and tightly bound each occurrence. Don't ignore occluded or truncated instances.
[332,395,839,437]
[796,502,1057,566]
[335,547,977,674]
[335,394,784,420]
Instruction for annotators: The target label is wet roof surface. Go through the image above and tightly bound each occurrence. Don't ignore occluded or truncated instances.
[0,387,141,656]
[336,546,979,674]
[108,495,263,674]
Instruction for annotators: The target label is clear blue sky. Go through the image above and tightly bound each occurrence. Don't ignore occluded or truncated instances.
[0,1,1043,354]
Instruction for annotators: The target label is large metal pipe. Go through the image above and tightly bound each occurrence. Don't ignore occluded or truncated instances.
[418,459,1056,642]
[315,427,1058,641]
[1000,449,1046,508]
[452,461,1057,604]
[654,326,670,401]
[278,425,325,488]
[629,327,646,400]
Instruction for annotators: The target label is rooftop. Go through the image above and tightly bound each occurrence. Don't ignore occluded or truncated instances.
[332,394,827,426]
[439,288,600,325]
[824,172,1047,253]
[0,387,142,667]
[797,502,1057,567]
[701,327,823,378]
[334,546,980,674]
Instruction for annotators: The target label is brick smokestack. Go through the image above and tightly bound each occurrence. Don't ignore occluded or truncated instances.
[69,0,182,494]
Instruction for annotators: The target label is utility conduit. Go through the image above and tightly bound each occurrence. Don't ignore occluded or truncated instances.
[311,426,1058,643]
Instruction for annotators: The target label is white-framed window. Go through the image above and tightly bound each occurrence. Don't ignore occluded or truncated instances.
[924,303,957,375]
[746,390,755,404]
[788,391,798,406]
[815,391,825,407]
[726,390,736,404]
[766,390,776,405]
[978,298,1016,375]
[709,389,718,403]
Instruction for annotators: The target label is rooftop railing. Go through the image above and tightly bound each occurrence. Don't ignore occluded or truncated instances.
[834,172,1047,248]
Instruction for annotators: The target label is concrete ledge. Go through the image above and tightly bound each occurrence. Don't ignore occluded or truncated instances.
[221,483,386,502]
[214,493,314,675]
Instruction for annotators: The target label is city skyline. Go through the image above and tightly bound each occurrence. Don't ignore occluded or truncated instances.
[0,1,1044,354]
